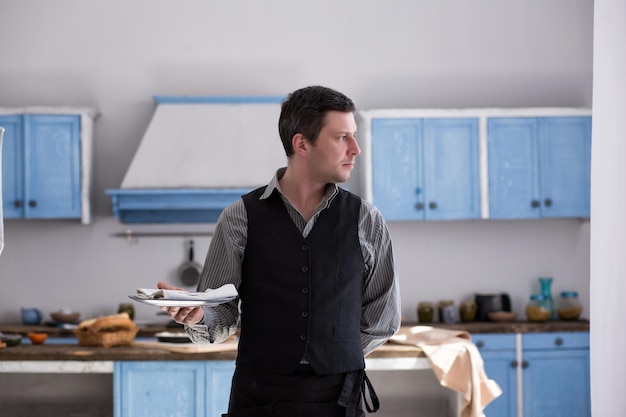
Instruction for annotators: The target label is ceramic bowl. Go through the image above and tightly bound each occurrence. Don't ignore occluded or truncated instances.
[0,333,22,347]
[27,332,48,345]
[488,311,518,322]
[50,311,81,323]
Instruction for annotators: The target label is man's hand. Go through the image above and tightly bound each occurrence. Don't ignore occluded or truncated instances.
[156,281,205,325]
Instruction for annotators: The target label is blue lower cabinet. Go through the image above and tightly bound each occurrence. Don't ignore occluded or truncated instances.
[472,334,517,417]
[114,361,235,417]
[522,333,590,417]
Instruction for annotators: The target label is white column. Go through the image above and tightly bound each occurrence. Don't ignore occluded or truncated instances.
[590,0,626,415]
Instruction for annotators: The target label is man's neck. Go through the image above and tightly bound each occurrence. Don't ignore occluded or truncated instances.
[279,168,327,222]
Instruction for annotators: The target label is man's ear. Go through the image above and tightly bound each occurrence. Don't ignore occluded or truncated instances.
[292,133,309,156]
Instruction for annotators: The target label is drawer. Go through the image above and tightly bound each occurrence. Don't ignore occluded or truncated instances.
[523,332,589,350]
[470,333,516,351]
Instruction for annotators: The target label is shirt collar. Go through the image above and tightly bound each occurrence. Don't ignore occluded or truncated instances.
[260,167,339,203]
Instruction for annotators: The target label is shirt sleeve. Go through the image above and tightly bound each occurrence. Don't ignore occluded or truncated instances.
[185,200,247,344]
[359,200,401,356]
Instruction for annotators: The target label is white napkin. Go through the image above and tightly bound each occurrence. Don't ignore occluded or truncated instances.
[136,284,238,301]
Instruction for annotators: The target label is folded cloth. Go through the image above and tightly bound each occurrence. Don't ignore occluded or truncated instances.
[389,326,501,417]
[136,284,238,301]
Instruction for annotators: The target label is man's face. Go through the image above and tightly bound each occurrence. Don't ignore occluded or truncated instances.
[307,111,360,184]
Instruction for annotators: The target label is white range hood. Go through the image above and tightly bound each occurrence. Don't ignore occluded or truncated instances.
[107,96,287,223]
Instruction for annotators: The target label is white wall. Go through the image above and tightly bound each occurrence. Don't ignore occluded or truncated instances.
[0,0,593,323]
[591,0,626,415]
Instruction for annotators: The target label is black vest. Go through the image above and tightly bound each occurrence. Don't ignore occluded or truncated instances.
[238,187,365,375]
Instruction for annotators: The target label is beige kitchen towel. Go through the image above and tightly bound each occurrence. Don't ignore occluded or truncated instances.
[389,326,501,417]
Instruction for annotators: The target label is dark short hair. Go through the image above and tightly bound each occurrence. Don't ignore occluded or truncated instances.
[278,86,356,156]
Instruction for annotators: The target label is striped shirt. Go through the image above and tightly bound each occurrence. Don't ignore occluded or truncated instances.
[186,168,401,356]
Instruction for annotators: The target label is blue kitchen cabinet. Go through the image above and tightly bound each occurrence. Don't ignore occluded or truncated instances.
[371,117,480,221]
[472,333,517,417]
[114,360,235,417]
[0,114,82,219]
[522,332,590,417]
[488,116,591,219]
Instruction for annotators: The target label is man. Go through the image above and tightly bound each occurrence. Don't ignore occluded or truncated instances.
[159,85,400,417]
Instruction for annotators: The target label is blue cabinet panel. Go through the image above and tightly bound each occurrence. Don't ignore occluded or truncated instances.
[371,117,480,221]
[114,360,235,417]
[372,118,422,220]
[206,361,235,417]
[488,118,540,219]
[522,332,591,417]
[25,115,82,218]
[115,361,205,417]
[472,334,517,417]
[539,117,591,218]
[0,114,82,219]
[423,118,480,220]
[488,116,591,219]
[0,116,23,218]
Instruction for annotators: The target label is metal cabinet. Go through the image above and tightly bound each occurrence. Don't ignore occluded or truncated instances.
[473,332,590,417]
[488,116,591,219]
[114,360,235,417]
[0,114,82,220]
[370,117,480,221]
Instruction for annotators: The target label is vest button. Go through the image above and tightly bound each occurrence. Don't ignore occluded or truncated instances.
[301,244,309,251]
[301,311,309,318]
[301,288,309,294]
[301,266,309,273]
[299,334,307,341]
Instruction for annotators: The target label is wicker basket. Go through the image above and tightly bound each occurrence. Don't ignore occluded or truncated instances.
[75,325,138,347]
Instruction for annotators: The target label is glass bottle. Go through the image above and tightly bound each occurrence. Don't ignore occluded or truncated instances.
[459,300,477,322]
[557,291,582,320]
[538,277,556,319]
[417,302,434,323]
[526,294,552,322]
[118,303,135,320]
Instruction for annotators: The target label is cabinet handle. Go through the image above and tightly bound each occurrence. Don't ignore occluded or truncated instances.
[510,360,518,368]
[544,198,553,207]
[554,337,564,346]
[28,200,37,208]
[416,203,424,210]
[14,200,23,208]
[521,360,529,369]
[475,340,484,348]
[428,201,437,210]
[531,200,540,208]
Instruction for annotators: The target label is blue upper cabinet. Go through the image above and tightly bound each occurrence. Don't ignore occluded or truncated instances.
[488,116,591,219]
[371,117,480,221]
[0,110,96,223]
[0,116,23,218]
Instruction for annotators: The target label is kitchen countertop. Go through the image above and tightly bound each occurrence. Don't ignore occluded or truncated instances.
[0,320,589,363]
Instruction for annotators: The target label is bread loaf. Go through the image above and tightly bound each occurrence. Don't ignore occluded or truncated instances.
[75,312,138,347]
[78,312,134,332]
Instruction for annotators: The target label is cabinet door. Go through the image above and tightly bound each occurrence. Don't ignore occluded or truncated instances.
[114,361,206,417]
[423,118,480,220]
[0,116,24,218]
[522,333,591,417]
[488,117,540,219]
[472,334,517,417]
[24,115,81,219]
[538,117,591,218]
[488,116,591,219]
[371,118,423,220]
[205,361,235,417]
[370,117,479,221]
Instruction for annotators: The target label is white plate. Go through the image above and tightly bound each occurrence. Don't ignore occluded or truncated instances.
[128,294,235,307]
